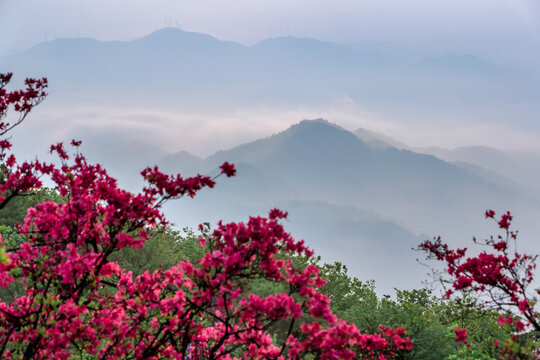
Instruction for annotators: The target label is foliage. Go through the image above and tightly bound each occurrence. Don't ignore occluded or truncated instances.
[109,224,211,276]
[0,186,65,228]
[313,261,513,360]
[0,73,412,359]
[209,248,513,360]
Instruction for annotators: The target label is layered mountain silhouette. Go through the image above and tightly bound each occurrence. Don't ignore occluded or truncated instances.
[1,27,536,112]
[354,127,540,196]
[161,119,529,234]
[151,119,540,294]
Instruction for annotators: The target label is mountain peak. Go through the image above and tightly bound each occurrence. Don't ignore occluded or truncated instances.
[281,119,364,147]
[132,27,245,51]
[284,118,348,133]
[139,27,202,39]
[271,119,369,157]
[135,27,216,43]
[290,118,345,131]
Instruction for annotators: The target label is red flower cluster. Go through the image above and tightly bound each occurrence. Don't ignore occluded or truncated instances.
[420,210,539,358]
[0,74,413,359]
[219,161,236,178]
[454,328,470,348]
[0,73,47,138]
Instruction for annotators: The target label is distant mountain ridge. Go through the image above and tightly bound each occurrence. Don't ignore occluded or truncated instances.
[1,27,535,111]
[352,127,540,196]
[159,118,537,241]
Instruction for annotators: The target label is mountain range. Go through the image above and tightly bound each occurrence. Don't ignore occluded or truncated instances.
[148,119,540,294]
[1,27,537,119]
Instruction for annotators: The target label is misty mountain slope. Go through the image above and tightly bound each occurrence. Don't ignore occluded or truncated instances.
[415,145,540,193]
[345,41,432,65]
[123,28,250,91]
[207,119,372,177]
[159,119,538,243]
[195,162,297,206]
[165,195,426,294]
[422,145,515,166]
[450,161,540,197]
[252,37,351,59]
[353,127,540,198]
[279,200,421,249]
[249,37,357,78]
[157,151,203,176]
[245,120,513,205]
[20,37,103,60]
[78,136,168,190]
[156,119,540,292]
[413,53,511,76]
[267,199,427,294]
[354,128,408,150]
[266,201,428,294]
[2,28,250,96]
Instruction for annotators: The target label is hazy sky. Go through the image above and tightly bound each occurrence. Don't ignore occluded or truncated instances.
[2,0,540,66]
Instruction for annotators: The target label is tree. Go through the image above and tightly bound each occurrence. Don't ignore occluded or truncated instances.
[2,193,509,360]
[0,187,64,228]
[0,73,413,359]
[108,225,212,277]
[312,261,510,360]
[420,210,539,359]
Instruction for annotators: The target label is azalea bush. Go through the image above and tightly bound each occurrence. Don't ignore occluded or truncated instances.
[420,210,540,359]
[0,73,413,359]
